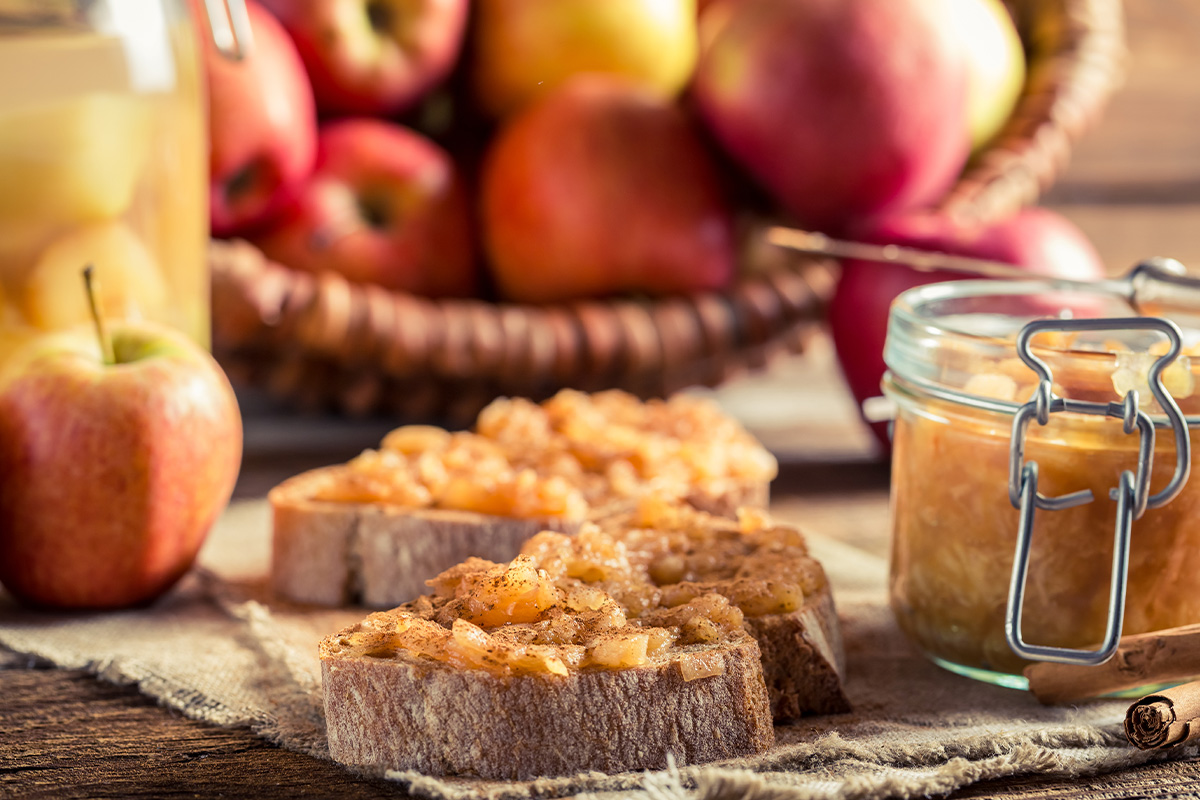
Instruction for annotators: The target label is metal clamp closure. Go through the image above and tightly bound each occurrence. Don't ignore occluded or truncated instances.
[1005,317,1191,666]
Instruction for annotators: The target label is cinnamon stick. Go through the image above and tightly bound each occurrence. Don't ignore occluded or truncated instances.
[1125,681,1200,750]
[1024,623,1200,705]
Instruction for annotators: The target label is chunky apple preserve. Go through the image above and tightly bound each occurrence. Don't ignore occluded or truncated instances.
[475,390,778,508]
[307,388,776,520]
[325,497,821,680]
[308,427,590,520]
[324,545,746,681]
[884,280,1200,682]
[592,495,827,620]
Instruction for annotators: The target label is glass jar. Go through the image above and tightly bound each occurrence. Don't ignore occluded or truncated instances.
[0,0,209,366]
[883,277,1200,688]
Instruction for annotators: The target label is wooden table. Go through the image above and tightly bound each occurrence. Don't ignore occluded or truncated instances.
[5,3,1200,797]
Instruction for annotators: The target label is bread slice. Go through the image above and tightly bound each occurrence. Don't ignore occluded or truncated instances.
[270,467,580,607]
[320,555,775,779]
[269,469,768,608]
[592,498,850,720]
[321,618,774,779]
[271,389,776,608]
[745,588,848,719]
[319,498,848,781]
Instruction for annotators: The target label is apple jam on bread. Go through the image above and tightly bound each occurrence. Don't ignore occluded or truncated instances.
[308,389,776,516]
[596,496,849,720]
[270,389,777,607]
[320,497,848,779]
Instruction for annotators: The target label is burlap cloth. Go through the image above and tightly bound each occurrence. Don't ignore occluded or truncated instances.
[1,500,1194,799]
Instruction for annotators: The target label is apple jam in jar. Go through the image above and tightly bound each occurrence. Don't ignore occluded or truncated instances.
[0,1,212,367]
[882,278,1200,687]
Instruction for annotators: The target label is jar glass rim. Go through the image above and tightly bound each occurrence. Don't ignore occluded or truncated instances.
[883,278,1196,416]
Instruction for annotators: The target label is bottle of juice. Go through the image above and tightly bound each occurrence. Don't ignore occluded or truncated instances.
[0,0,210,368]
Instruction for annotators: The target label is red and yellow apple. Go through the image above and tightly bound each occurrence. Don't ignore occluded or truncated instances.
[252,118,477,297]
[480,76,736,304]
[0,320,243,609]
[202,0,317,237]
[693,0,970,234]
[826,207,1107,449]
[261,0,469,116]
[472,0,699,118]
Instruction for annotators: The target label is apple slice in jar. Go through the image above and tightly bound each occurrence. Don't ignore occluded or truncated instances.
[22,222,167,331]
[0,92,153,226]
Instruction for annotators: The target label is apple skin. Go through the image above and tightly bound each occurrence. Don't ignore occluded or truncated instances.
[203,0,317,238]
[827,207,1108,450]
[252,118,477,297]
[261,0,469,117]
[950,0,1026,152]
[479,76,736,303]
[0,323,243,609]
[693,0,970,234]
[472,0,699,119]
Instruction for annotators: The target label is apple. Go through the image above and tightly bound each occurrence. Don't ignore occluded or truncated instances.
[949,0,1026,152]
[479,75,736,303]
[261,0,469,117]
[693,0,970,234]
[21,222,167,332]
[0,298,243,609]
[826,207,1108,449]
[0,93,152,229]
[472,0,699,118]
[252,118,477,297]
[202,0,317,237]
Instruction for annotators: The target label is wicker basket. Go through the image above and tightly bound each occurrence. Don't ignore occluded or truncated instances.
[210,0,1126,425]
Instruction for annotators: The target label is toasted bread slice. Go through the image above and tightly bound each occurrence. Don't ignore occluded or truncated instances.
[746,589,848,718]
[319,499,847,781]
[270,467,581,607]
[271,390,775,607]
[320,557,775,779]
[589,498,850,720]
[320,621,774,780]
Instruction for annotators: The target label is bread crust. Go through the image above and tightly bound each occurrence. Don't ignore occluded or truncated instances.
[746,587,850,719]
[320,633,775,780]
[270,468,579,607]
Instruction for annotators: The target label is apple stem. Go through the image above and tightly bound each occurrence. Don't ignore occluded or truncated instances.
[83,265,116,366]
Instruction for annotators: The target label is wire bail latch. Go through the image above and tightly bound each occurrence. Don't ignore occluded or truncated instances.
[1005,317,1192,666]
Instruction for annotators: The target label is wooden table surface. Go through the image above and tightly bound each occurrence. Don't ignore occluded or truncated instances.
[5,3,1200,797]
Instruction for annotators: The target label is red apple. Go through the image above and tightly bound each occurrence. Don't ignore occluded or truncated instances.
[480,76,736,303]
[827,207,1108,449]
[202,0,318,237]
[261,0,469,117]
[0,321,243,609]
[693,0,970,234]
[252,118,477,297]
